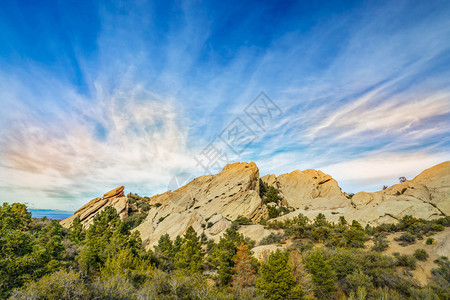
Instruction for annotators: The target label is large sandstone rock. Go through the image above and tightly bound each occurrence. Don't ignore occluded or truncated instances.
[272,161,449,225]
[60,186,129,228]
[135,162,268,249]
[262,169,351,210]
[63,161,449,251]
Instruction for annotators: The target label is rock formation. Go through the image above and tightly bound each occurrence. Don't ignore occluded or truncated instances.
[62,161,449,250]
[134,162,268,248]
[60,186,129,228]
[261,169,351,210]
[271,161,449,225]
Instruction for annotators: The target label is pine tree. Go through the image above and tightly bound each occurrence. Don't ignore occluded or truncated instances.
[256,249,297,300]
[174,226,203,272]
[77,207,131,273]
[154,233,174,259]
[305,248,337,299]
[346,220,368,248]
[211,228,247,286]
[232,243,256,290]
[68,217,85,243]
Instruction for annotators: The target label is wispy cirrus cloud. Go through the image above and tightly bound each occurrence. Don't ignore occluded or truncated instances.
[0,1,449,209]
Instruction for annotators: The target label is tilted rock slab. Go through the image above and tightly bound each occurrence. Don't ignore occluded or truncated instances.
[60,186,129,228]
[135,162,268,249]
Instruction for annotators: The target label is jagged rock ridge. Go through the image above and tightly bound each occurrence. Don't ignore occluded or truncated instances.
[61,161,449,250]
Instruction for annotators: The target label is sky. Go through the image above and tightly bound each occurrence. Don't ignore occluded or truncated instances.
[0,0,449,211]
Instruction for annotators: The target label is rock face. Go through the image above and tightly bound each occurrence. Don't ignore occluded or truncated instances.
[271,161,449,225]
[261,169,350,210]
[60,186,129,228]
[135,162,268,249]
[63,161,449,250]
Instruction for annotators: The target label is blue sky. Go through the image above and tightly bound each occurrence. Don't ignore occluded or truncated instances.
[0,0,449,210]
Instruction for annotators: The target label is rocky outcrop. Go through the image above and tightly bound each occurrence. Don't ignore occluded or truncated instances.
[261,169,350,210]
[272,161,449,225]
[103,186,125,199]
[63,161,449,249]
[60,186,129,228]
[135,162,268,249]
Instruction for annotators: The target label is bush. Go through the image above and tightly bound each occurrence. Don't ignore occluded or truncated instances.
[430,256,450,299]
[11,270,89,300]
[259,232,284,245]
[91,275,136,299]
[371,234,390,252]
[426,238,435,245]
[233,217,253,226]
[267,206,289,219]
[395,232,416,246]
[394,253,417,270]
[124,212,147,230]
[139,203,151,212]
[344,269,374,296]
[263,186,283,204]
[413,249,429,261]
[305,248,337,299]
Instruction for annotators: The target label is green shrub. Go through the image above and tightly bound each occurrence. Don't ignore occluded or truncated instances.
[371,234,390,252]
[263,186,283,204]
[124,212,147,230]
[344,269,374,296]
[139,203,151,212]
[259,232,284,245]
[267,206,289,219]
[395,232,416,246]
[430,256,450,299]
[413,249,429,261]
[305,248,337,299]
[426,237,435,245]
[431,224,445,232]
[11,270,89,300]
[394,253,417,270]
[91,275,136,299]
[233,216,253,226]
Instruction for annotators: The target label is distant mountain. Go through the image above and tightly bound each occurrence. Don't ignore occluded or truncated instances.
[30,209,73,220]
